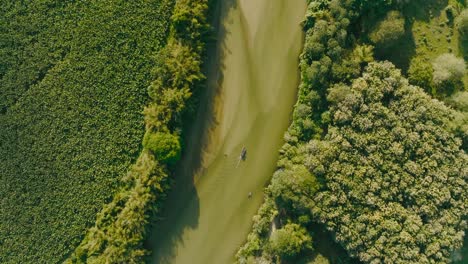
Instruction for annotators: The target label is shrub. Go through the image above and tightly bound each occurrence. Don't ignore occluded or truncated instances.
[310,254,330,264]
[445,5,456,23]
[268,165,320,213]
[351,44,374,66]
[369,11,405,47]
[432,53,466,85]
[446,91,468,151]
[457,9,468,37]
[408,57,434,94]
[269,223,312,259]
[143,131,181,165]
[331,45,375,83]
[447,91,468,112]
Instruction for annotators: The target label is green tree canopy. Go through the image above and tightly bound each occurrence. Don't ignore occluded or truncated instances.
[457,9,468,37]
[432,53,466,85]
[268,164,320,215]
[269,223,312,259]
[307,62,467,263]
[143,131,181,165]
[408,57,434,94]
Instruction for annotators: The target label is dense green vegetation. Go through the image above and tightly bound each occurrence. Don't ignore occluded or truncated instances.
[2,0,466,263]
[66,0,210,263]
[238,0,467,263]
[0,1,174,263]
[143,132,181,165]
[269,223,313,261]
[432,53,466,86]
[310,62,467,263]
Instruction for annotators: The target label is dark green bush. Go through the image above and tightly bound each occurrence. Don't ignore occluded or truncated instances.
[432,53,466,88]
[445,5,456,23]
[457,9,468,37]
[408,57,434,94]
[143,132,181,165]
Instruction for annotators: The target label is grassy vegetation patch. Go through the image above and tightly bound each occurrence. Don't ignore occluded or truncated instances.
[408,0,468,87]
[0,1,174,263]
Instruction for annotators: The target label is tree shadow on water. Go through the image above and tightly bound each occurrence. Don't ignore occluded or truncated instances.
[143,0,238,263]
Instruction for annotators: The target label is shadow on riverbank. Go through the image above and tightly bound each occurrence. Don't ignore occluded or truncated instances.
[144,0,237,263]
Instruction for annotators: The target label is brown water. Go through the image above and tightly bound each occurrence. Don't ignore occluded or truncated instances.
[148,0,306,263]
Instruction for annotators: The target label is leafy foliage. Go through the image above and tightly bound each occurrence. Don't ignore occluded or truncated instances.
[446,91,468,151]
[292,0,358,142]
[457,9,468,37]
[143,132,181,165]
[432,53,466,85]
[408,57,434,94]
[0,1,174,263]
[269,223,313,259]
[308,62,467,263]
[352,0,411,12]
[268,165,320,215]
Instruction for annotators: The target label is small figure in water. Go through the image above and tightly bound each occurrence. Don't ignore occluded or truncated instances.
[240,146,247,161]
[248,192,252,198]
[236,146,247,168]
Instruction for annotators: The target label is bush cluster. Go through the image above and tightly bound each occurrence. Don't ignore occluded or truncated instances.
[143,131,181,165]
[432,53,466,86]
[291,0,358,142]
[457,9,468,38]
[408,57,434,94]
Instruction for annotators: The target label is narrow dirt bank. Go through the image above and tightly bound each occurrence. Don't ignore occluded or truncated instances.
[147,0,306,263]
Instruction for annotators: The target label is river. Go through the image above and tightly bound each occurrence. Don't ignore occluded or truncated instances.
[147,0,306,263]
